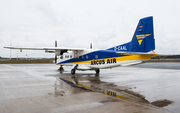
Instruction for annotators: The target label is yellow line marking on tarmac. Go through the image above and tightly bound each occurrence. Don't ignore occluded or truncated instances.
[60,77,141,101]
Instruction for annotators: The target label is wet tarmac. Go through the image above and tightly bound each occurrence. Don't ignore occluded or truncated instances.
[0,63,179,113]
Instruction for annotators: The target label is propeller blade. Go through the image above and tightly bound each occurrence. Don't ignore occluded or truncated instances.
[55,55,57,63]
[90,43,92,49]
[55,40,57,63]
[55,40,57,47]
[45,51,55,53]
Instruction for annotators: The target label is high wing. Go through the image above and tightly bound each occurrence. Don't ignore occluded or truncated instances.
[4,46,84,52]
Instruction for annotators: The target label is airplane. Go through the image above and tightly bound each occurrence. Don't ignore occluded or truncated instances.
[4,16,158,75]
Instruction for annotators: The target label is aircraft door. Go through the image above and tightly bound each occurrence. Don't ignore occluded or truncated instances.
[74,51,78,61]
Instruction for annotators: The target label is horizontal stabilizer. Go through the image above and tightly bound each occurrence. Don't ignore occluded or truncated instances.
[120,61,143,66]
[116,52,158,56]
[156,54,179,56]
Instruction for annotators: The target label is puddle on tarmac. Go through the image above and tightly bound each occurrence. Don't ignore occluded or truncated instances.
[54,74,149,103]
[52,79,90,97]
[151,99,174,107]
[100,97,119,103]
[49,71,174,108]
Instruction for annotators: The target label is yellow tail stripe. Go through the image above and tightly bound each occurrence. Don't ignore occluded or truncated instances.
[136,34,151,38]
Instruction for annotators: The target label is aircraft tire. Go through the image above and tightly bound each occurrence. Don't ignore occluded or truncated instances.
[95,69,100,74]
[71,69,76,74]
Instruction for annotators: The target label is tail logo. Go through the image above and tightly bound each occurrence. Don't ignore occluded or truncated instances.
[136,34,151,45]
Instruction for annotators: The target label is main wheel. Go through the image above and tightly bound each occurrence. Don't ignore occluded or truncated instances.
[71,69,76,74]
[95,69,100,74]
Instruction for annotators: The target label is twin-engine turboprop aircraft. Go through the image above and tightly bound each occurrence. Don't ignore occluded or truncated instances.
[4,16,158,74]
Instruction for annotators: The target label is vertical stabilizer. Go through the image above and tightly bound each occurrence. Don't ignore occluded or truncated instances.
[107,16,155,52]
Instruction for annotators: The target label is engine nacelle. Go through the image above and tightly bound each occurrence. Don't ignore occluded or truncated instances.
[55,51,61,56]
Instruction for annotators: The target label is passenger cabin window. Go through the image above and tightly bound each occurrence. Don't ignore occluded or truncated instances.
[82,55,84,59]
[86,55,88,59]
[70,55,72,58]
[65,55,69,58]
[95,55,98,59]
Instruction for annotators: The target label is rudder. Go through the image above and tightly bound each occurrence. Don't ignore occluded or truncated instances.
[107,16,155,52]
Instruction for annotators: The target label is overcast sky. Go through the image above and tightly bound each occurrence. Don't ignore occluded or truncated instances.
[0,0,180,58]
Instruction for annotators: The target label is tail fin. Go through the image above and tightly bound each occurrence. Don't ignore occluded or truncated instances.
[107,16,155,52]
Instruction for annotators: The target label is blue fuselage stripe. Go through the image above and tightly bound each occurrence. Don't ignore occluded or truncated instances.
[57,50,126,64]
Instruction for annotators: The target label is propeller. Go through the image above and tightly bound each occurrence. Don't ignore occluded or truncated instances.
[55,40,57,63]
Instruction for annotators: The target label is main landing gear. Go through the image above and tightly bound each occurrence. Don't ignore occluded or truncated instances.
[70,65,100,75]
[58,65,64,74]
[95,69,100,74]
[71,69,76,74]
[71,64,78,75]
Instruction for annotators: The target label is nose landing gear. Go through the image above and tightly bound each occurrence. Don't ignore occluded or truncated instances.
[58,65,64,71]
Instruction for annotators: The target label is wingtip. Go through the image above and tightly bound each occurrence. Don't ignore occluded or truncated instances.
[4,46,16,50]
[4,46,9,48]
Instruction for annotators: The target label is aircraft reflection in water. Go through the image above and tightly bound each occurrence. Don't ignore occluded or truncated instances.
[71,74,100,85]
[59,74,140,101]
